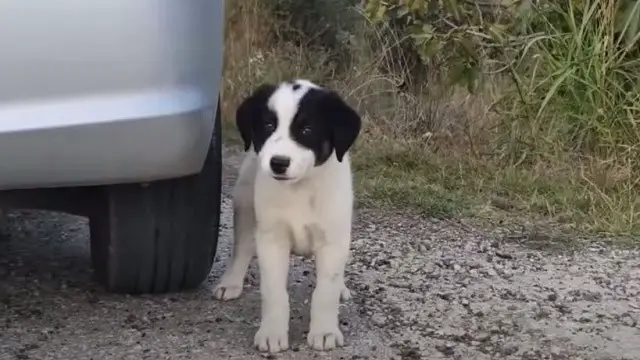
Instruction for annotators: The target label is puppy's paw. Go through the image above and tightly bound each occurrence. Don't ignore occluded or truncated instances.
[307,326,344,351]
[254,324,289,353]
[213,279,244,300]
[340,286,352,302]
[213,285,243,300]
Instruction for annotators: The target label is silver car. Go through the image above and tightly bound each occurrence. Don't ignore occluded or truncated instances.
[0,0,225,294]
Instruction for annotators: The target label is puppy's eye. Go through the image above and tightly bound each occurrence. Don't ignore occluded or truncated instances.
[263,111,277,132]
[301,125,312,136]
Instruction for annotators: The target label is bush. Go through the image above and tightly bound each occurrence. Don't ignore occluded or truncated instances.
[363,0,640,161]
[224,0,640,234]
[266,0,363,68]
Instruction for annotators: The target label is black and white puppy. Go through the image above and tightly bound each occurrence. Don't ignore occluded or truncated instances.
[214,79,361,353]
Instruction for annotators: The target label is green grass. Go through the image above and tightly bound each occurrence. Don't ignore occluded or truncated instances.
[221,123,640,235]
[351,140,471,218]
[351,138,640,235]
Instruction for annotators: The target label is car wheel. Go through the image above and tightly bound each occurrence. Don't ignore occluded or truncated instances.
[88,104,222,294]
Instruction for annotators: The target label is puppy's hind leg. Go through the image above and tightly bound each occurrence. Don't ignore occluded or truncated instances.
[214,204,256,301]
[339,277,352,302]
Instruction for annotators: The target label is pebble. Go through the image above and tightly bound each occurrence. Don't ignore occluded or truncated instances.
[371,313,387,327]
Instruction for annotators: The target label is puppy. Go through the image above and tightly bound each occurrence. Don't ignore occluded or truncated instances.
[214,79,361,353]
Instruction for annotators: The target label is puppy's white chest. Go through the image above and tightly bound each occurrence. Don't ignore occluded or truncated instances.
[256,182,326,257]
[289,221,325,257]
[279,196,324,257]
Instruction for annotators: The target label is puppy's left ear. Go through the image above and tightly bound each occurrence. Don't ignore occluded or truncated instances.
[322,91,362,162]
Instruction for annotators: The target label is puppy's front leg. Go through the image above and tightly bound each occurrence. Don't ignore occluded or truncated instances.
[214,205,256,300]
[254,228,290,353]
[308,241,349,351]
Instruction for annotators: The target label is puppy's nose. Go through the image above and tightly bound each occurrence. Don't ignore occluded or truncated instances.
[270,155,291,175]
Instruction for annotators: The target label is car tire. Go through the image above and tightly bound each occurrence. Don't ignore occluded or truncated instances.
[88,103,222,294]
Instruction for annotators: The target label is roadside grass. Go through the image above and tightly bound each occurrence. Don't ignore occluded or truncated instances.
[221,0,640,237]
[352,138,640,235]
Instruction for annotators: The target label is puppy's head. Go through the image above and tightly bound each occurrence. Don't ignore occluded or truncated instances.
[236,79,361,183]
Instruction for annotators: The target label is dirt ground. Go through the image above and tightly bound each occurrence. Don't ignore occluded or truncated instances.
[1,146,639,360]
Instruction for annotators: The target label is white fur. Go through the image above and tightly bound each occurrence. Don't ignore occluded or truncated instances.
[214,81,355,353]
[259,82,319,183]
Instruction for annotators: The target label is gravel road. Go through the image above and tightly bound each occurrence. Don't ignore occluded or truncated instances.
[1,146,639,360]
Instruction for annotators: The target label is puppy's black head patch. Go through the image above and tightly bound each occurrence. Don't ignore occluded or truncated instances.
[291,88,361,164]
[235,84,277,152]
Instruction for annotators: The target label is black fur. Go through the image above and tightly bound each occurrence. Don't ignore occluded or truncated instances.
[319,89,361,162]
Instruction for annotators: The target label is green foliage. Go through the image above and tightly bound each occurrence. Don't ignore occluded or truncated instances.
[363,0,640,159]
[358,0,640,232]
[362,0,529,92]
[266,0,362,67]
[502,0,640,161]
[362,0,640,90]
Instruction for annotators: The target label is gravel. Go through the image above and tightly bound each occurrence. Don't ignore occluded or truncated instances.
[1,146,639,360]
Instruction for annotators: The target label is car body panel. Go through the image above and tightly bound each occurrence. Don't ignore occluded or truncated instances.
[0,0,224,190]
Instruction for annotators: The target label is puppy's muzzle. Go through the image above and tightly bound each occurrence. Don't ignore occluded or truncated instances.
[270,155,291,179]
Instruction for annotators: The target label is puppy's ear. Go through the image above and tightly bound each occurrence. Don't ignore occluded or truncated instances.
[236,84,276,151]
[321,91,361,162]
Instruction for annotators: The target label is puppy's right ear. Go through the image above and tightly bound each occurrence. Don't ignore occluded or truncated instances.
[236,84,277,151]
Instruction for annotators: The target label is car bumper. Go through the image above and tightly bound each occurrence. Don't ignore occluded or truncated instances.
[0,90,218,191]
